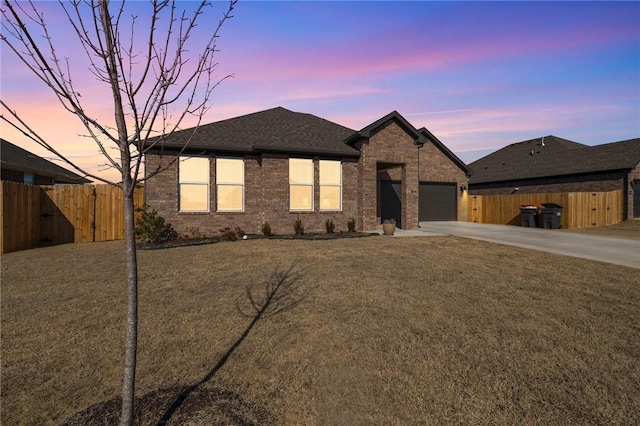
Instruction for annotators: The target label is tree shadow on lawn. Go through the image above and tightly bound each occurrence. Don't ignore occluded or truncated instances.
[156,262,310,425]
[63,263,310,426]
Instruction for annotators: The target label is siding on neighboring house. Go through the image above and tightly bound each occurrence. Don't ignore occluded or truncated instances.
[470,171,626,195]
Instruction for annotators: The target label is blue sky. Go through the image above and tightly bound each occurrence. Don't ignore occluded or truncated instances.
[1,1,638,182]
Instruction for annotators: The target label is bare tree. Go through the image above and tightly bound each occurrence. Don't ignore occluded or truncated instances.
[0,1,237,424]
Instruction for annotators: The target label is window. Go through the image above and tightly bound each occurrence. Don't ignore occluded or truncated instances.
[23,172,34,185]
[216,157,244,211]
[320,160,341,210]
[179,156,209,212]
[289,158,313,210]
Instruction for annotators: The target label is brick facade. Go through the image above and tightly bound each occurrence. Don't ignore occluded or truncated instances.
[358,121,420,230]
[144,113,470,235]
[359,123,469,229]
[146,153,359,236]
[418,140,469,222]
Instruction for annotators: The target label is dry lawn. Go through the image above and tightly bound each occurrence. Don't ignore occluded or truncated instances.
[565,219,640,240]
[2,236,639,425]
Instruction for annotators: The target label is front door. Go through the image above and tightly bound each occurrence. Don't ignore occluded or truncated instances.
[380,180,402,228]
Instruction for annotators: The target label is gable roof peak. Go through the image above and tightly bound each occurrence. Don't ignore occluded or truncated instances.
[345,110,424,145]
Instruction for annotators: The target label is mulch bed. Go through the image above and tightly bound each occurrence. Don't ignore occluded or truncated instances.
[62,384,273,426]
[137,231,378,250]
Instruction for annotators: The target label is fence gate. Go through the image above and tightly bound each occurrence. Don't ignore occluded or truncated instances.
[1,181,144,254]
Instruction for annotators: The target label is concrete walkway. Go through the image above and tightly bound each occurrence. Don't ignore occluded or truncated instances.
[378,222,639,269]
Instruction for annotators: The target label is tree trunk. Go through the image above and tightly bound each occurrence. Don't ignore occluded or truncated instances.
[120,180,138,426]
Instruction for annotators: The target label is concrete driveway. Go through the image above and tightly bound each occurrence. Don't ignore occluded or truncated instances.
[413,221,640,269]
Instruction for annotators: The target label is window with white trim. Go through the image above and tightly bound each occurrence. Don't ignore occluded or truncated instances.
[289,158,313,211]
[216,157,244,212]
[320,160,342,210]
[179,156,209,212]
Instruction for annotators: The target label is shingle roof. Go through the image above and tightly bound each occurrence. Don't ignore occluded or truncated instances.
[344,110,472,175]
[469,136,640,184]
[1,138,90,184]
[148,107,360,157]
[345,110,427,145]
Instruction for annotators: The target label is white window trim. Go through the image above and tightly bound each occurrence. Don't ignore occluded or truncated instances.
[178,155,210,213]
[289,158,314,211]
[216,157,245,212]
[319,160,342,211]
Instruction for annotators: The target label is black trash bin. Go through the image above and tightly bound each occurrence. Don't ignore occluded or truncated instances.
[541,203,563,229]
[520,205,540,227]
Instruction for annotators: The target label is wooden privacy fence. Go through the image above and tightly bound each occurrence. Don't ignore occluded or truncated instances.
[468,190,623,229]
[1,181,144,254]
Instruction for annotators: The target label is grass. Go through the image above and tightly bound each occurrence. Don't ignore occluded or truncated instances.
[565,219,640,240]
[2,236,639,424]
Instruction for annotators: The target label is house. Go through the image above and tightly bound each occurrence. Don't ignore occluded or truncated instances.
[1,138,90,185]
[144,107,471,235]
[468,136,640,219]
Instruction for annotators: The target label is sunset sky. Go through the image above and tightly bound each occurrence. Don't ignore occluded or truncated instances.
[1,1,639,183]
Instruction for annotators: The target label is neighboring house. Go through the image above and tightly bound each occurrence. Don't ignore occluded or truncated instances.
[1,138,90,185]
[144,107,471,235]
[468,136,640,219]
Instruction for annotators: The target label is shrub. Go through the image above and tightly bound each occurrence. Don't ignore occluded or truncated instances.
[220,227,245,242]
[383,218,396,225]
[325,219,335,234]
[293,219,304,235]
[135,205,178,244]
[347,218,356,232]
[261,221,272,236]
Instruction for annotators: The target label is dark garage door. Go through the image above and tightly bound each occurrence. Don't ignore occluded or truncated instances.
[419,182,457,221]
